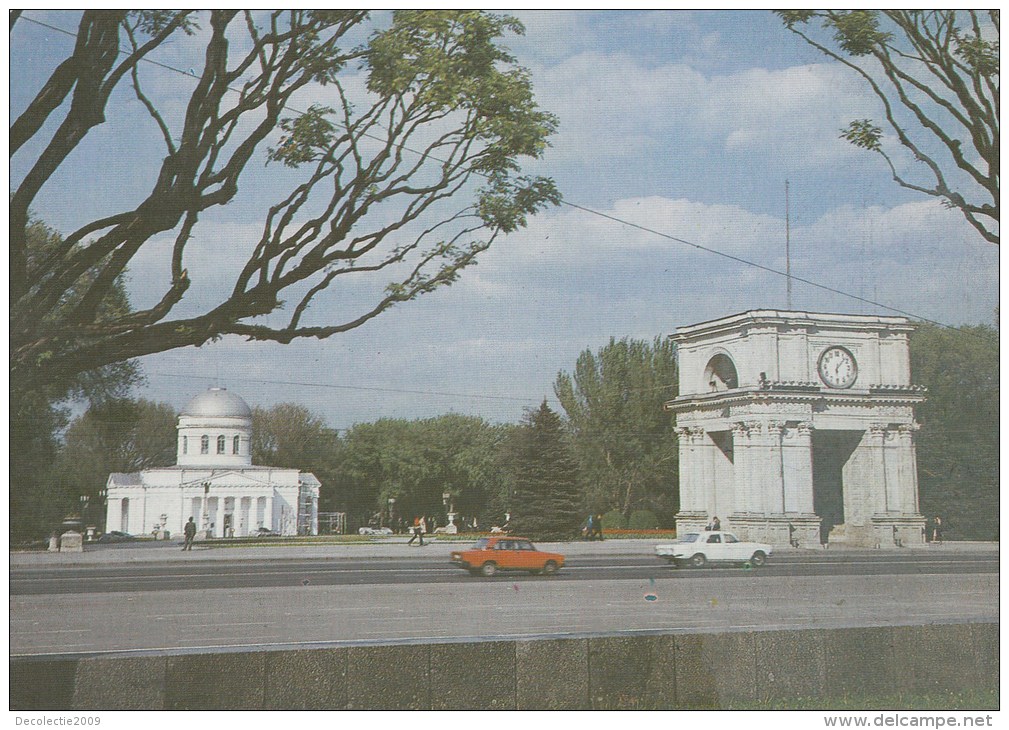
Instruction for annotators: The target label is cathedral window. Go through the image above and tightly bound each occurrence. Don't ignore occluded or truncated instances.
[201,435,209,454]
[182,436,188,454]
[233,435,240,454]
[217,435,226,454]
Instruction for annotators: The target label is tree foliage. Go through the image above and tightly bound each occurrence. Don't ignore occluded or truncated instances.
[554,336,679,522]
[778,10,999,244]
[31,398,177,541]
[11,220,143,543]
[506,402,582,540]
[10,10,560,397]
[251,403,343,511]
[910,322,998,540]
[333,414,508,526]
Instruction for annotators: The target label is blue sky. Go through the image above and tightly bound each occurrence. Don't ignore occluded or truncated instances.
[10,11,999,431]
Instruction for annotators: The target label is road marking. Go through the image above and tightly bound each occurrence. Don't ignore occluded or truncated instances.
[188,621,276,628]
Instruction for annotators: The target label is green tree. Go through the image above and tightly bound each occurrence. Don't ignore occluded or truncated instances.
[507,402,582,541]
[11,10,560,398]
[251,403,343,511]
[333,414,506,528]
[778,10,998,244]
[554,336,679,523]
[47,398,176,536]
[910,322,998,540]
[11,220,142,543]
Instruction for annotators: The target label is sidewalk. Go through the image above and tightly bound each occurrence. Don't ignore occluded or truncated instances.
[8,536,998,567]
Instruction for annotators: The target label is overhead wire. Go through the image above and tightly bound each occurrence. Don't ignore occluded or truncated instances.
[14,12,986,336]
[15,3,995,436]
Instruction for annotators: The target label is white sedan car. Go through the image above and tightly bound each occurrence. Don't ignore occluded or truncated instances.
[655,530,772,568]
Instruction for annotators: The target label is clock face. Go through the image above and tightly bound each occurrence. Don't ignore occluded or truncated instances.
[818,346,857,388]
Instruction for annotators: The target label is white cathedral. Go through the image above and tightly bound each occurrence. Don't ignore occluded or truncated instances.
[105,387,320,538]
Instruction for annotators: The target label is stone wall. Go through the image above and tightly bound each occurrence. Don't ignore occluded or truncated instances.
[10,623,998,710]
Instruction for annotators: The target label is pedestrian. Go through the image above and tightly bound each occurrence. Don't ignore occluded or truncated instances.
[711,516,721,531]
[592,513,604,541]
[408,516,425,546]
[932,515,943,545]
[182,517,197,551]
[583,514,594,540]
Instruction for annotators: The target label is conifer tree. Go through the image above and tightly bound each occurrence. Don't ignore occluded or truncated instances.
[507,401,582,540]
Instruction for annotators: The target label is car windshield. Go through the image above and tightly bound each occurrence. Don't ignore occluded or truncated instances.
[723,533,739,543]
[679,533,700,543]
[474,538,490,549]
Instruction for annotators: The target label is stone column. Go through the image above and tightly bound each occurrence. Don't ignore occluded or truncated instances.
[862,423,889,520]
[883,428,903,514]
[765,420,785,514]
[675,425,708,532]
[732,422,756,513]
[784,422,815,513]
[895,424,921,513]
[676,427,695,511]
[691,427,713,516]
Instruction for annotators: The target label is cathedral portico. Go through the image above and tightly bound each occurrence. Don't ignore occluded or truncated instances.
[667,310,926,548]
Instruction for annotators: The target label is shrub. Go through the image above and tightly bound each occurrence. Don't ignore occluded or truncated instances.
[601,509,626,530]
[627,510,659,529]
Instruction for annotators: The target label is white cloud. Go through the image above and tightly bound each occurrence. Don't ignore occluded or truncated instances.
[131,191,997,430]
[532,53,876,167]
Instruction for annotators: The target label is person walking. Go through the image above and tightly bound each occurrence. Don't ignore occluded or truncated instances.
[408,516,425,546]
[592,513,604,541]
[711,516,721,531]
[182,517,197,551]
[932,515,944,545]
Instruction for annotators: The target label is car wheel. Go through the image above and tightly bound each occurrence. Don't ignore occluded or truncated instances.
[689,553,707,568]
[480,562,498,577]
[541,560,558,576]
[750,551,767,567]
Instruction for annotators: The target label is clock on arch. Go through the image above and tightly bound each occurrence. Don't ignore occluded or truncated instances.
[818,346,858,389]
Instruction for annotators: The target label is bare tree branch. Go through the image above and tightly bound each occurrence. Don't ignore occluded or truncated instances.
[11,10,560,396]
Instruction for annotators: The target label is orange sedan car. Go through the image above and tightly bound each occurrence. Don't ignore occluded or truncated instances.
[450,536,565,577]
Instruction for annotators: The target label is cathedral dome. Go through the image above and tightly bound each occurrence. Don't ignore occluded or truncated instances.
[180,387,252,419]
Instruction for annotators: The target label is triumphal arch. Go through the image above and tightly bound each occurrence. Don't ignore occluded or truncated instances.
[667,310,927,548]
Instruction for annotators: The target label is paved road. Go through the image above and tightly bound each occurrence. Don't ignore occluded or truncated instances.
[10,551,999,594]
[9,542,998,658]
